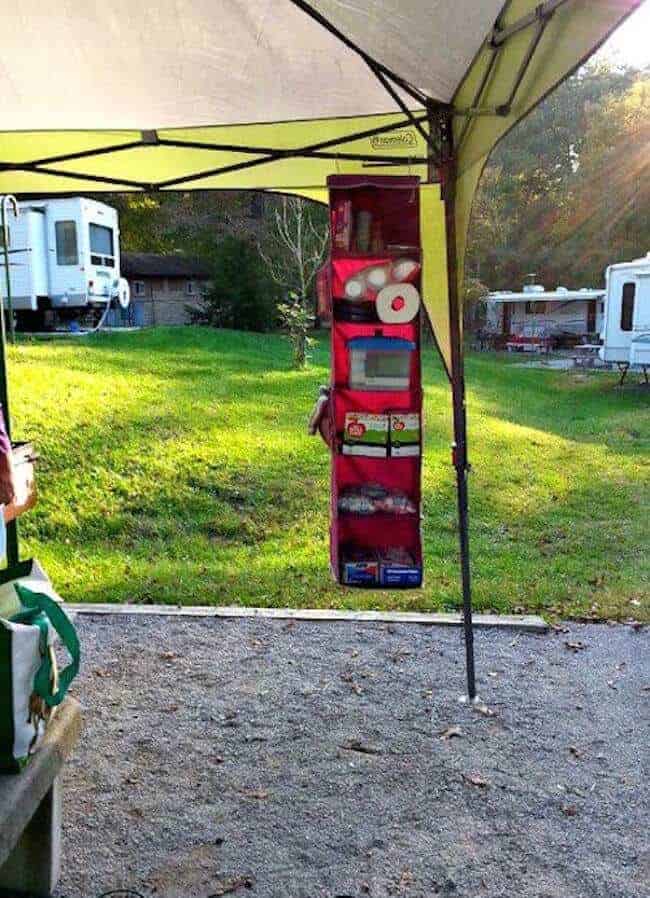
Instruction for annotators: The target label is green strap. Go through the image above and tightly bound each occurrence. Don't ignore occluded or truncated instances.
[11,606,51,700]
[14,584,80,707]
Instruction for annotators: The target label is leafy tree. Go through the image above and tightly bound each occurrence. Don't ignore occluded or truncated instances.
[195,236,278,332]
[467,61,647,291]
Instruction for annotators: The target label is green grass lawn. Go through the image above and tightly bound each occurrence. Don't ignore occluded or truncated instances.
[7,327,649,620]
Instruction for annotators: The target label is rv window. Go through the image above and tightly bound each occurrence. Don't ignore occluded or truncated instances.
[133,281,146,297]
[55,221,78,265]
[89,223,115,266]
[525,301,546,314]
[620,283,635,332]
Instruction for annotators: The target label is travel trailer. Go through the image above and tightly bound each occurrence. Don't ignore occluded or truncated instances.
[487,253,650,370]
[0,197,129,330]
[599,253,650,369]
[486,284,605,348]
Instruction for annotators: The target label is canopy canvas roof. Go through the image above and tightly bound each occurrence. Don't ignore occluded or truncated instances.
[0,2,640,194]
[0,0,642,698]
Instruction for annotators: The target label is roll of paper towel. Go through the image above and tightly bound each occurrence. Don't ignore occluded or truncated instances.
[376,283,420,324]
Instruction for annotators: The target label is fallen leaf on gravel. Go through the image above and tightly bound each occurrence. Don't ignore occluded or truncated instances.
[93,669,110,678]
[209,875,255,896]
[160,651,176,661]
[463,773,490,788]
[642,685,650,692]
[607,680,617,690]
[561,804,578,817]
[550,623,570,634]
[565,641,586,652]
[439,726,462,741]
[397,869,415,891]
[239,788,269,800]
[569,746,583,759]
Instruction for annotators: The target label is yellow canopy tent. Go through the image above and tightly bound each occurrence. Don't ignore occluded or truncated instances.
[0,0,642,697]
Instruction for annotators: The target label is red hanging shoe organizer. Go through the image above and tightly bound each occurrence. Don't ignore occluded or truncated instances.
[323,174,423,588]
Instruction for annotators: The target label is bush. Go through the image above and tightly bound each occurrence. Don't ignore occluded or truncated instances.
[195,236,278,332]
[277,292,315,369]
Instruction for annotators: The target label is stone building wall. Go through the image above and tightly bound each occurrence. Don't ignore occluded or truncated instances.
[127,276,208,326]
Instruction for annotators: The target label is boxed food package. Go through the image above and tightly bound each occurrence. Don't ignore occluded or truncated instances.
[390,413,420,457]
[341,546,379,585]
[379,547,422,587]
[342,413,389,457]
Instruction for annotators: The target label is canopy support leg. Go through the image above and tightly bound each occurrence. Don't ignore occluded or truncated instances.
[0,196,20,574]
[438,127,477,703]
[0,310,19,573]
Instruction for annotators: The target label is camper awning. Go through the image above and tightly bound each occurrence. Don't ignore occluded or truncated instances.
[489,290,606,303]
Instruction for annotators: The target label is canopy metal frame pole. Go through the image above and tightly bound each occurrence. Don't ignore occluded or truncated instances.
[435,109,477,701]
[0,114,432,193]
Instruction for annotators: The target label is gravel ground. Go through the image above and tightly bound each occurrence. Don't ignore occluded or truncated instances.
[56,616,648,898]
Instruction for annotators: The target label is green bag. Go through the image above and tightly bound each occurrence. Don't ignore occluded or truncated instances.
[0,575,80,773]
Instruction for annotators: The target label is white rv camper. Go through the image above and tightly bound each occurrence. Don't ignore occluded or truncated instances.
[0,197,129,330]
[599,253,650,369]
[486,284,605,346]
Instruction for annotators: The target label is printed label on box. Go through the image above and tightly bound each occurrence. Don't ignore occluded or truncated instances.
[380,565,422,587]
[343,413,389,456]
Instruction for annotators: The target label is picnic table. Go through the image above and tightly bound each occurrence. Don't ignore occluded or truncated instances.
[572,343,602,368]
[0,697,82,897]
[505,335,551,354]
